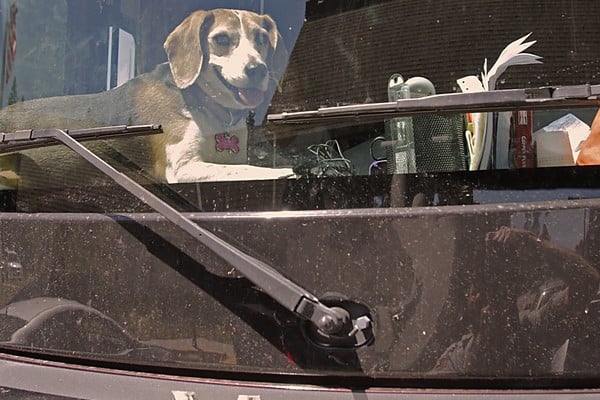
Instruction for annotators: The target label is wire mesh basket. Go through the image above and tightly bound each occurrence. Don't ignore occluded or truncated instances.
[413,114,468,173]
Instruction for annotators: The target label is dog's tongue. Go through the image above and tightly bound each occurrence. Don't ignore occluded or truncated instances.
[238,88,265,108]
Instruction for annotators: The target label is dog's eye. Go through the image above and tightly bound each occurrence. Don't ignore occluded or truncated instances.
[212,33,231,47]
[255,31,270,47]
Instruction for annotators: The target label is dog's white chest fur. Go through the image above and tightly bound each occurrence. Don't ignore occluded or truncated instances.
[164,108,267,183]
[164,110,292,182]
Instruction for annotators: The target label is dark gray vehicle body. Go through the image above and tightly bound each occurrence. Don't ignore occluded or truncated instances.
[2,173,600,397]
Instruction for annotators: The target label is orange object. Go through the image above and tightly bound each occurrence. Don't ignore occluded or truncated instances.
[576,109,600,165]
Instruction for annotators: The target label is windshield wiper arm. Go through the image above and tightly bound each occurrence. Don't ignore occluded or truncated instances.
[268,84,600,124]
[0,126,360,340]
[0,124,163,152]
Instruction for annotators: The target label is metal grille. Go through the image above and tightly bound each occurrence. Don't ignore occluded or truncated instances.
[413,114,468,172]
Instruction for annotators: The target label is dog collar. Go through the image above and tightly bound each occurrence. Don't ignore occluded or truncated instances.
[182,86,248,154]
[183,86,247,128]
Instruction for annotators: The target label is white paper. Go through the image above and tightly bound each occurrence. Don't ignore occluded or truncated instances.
[534,113,590,163]
[534,130,574,167]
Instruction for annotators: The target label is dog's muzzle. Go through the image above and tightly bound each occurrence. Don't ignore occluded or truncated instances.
[245,62,267,84]
[238,62,267,107]
[237,87,265,108]
[214,63,267,108]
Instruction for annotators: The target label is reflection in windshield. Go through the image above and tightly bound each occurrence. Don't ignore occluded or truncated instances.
[1,0,600,385]
[0,297,188,361]
[431,226,600,375]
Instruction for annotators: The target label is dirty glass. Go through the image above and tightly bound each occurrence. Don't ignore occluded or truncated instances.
[0,0,599,384]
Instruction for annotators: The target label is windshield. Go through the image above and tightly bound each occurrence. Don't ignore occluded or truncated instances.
[1,0,600,384]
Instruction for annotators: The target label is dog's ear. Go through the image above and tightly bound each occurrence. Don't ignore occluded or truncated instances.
[164,10,213,89]
[261,14,278,51]
[253,15,288,130]
[262,14,289,87]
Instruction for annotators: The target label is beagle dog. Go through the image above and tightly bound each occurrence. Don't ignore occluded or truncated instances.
[158,8,293,182]
[0,8,293,184]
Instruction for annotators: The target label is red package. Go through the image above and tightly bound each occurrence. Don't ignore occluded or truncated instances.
[511,110,535,168]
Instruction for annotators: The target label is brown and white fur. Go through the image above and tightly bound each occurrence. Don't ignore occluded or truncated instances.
[0,8,293,184]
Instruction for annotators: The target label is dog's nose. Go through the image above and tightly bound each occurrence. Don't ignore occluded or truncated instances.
[245,62,267,83]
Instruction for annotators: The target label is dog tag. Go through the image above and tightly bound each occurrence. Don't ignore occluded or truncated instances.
[215,133,240,153]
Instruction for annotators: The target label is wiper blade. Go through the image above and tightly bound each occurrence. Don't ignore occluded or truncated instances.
[268,84,600,124]
[0,126,368,344]
[0,124,163,152]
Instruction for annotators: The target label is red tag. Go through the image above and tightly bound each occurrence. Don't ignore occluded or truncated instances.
[511,110,534,168]
[215,133,239,153]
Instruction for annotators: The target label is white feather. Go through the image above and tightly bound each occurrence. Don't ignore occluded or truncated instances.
[484,32,543,90]
[456,33,543,169]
